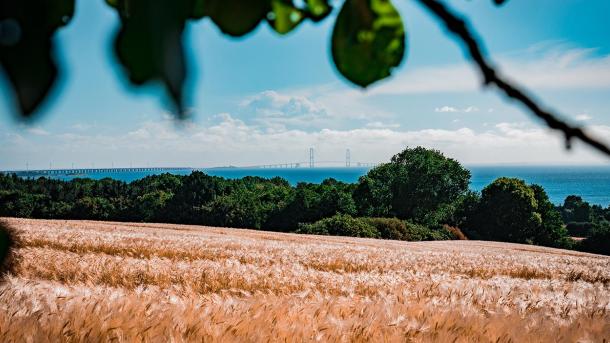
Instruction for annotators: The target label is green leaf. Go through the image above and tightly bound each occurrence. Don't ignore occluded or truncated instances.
[267,0,304,35]
[111,0,193,115]
[305,0,332,22]
[331,0,406,88]
[0,0,75,117]
[199,0,270,37]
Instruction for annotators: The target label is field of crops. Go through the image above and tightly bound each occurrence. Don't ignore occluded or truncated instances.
[0,217,608,342]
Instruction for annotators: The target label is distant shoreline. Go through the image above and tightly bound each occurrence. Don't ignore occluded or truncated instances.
[2,165,610,206]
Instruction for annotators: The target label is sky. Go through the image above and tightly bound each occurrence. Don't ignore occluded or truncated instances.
[2,0,610,169]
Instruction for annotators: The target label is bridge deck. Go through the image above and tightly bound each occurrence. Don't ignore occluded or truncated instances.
[2,167,193,177]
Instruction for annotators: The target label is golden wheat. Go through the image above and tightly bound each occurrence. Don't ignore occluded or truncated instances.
[1,217,609,342]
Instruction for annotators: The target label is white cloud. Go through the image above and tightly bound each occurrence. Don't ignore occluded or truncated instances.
[23,126,50,136]
[575,113,593,122]
[435,106,459,113]
[4,115,608,168]
[70,123,92,131]
[372,45,610,95]
[435,106,480,113]
[239,90,334,129]
[241,90,327,118]
[365,121,401,129]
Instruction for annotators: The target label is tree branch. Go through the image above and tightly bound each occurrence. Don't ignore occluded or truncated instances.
[414,0,610,157]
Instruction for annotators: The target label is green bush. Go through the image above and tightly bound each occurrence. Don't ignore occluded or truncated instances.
[359,217,450,241]
[566,222,594,237]
[578,222,610,255]
[359,217,409,240]
[296,214,379,238]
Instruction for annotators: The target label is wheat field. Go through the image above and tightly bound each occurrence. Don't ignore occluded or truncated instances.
[0,217,608,342]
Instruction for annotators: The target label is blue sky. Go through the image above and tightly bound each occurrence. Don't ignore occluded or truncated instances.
[2,0,610,169]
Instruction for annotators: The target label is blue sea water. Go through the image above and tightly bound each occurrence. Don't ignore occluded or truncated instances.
[19,166,610,206]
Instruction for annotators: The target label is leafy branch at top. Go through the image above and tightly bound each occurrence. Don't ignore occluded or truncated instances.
[0,0,609,158]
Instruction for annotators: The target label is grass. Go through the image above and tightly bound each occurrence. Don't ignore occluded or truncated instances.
[1,217,609,342]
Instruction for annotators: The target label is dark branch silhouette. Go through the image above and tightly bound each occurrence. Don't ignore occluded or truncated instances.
[415,0,610,157]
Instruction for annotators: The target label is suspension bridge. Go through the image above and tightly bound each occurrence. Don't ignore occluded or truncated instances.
[238,148,379,169]
[2,167,194,178]
[1,149,380,177]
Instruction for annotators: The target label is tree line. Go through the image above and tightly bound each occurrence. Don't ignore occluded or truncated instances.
[0,147,608,255]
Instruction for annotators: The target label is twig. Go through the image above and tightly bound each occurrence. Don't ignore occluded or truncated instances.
[414,0,610,157]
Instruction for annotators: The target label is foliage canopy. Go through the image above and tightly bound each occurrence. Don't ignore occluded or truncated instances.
[354,147,470,223]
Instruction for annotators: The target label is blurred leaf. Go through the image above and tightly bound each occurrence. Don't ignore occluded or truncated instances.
[0,222,14,276]
[111,0,194,115]
[493,0,508,5]
[0,0,75,117]
[331,0,405,88]
[305,0,332,22]
[199,0,270,37]
[267,0,304,35]
[105,0,119,8]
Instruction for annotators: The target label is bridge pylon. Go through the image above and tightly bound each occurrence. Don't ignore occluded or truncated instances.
[309,148,314,168]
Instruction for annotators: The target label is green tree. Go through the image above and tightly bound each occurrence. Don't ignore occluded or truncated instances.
[530,184,571,248]
[472,178,541,243]
[136,190,173,222]
[163,171,227,223]
[578,221,610,256]
[354,147,470,223]
[267,179,356,230]
[71,196,115,220]
[560,195,592,223]
[470,178,571,247]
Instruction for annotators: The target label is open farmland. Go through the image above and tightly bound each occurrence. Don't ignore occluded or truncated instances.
[0,218,609,342]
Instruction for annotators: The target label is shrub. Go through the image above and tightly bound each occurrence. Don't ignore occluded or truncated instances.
[296,214,379,238]
[359,217,409,240]
[578,222,610,256]
[359,217,452,241]
[566,222,594,237]
[444,225,468,240]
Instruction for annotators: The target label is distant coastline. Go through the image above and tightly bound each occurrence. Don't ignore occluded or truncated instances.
[2,165,610,205]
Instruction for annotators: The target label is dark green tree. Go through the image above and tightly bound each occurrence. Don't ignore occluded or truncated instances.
[530,184,571,248]
[470,178,571,247]
[354,147,470,223]
[560,195,592,223]
[163,171,227,223]
[578,221,610,255]
[472,178,542,243]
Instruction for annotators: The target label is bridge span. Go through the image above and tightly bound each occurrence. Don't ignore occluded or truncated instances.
[1,167,193,178]
[241,161,379,169]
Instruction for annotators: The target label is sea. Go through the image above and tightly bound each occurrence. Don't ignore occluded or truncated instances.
[11,166,610,206]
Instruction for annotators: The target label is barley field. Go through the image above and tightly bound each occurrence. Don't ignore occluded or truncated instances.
[0,217,608,342]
